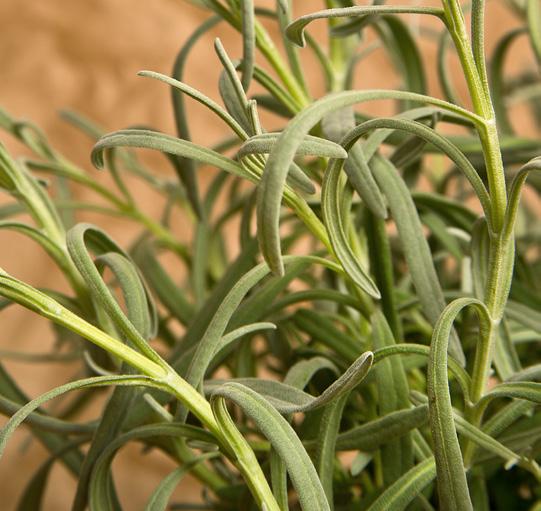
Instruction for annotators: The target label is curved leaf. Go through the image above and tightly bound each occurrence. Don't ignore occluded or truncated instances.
[92,130,253,182]
[427,298,491,511]
[0,375,171,459]
[139,70,247,139]
[257,89,481,276]
[211,382,330,511]
[67,223,158,358]
[322,155,381,298]
[206,351,372,414]
[215,38,253,134]
[343,117,492,223]
[285,6,445,47]
[503,156,541,239]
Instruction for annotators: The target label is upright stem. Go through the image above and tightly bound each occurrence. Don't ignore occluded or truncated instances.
[255,23,310,108]
[441,0,515,465]
[442,0,507,231]
[326,0,354,92]
[471,0,490,89]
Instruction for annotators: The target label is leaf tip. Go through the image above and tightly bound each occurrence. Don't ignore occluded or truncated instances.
[285,21,307,48]
[90,142,105,170]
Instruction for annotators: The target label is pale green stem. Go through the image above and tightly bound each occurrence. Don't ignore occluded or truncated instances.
[207,0,309,108]
[255,23,310,108]
[442,1,507,231]
[68,313,277,507]
[66,280,277,506]
[211,398,281,511]
[325,0,354,92]
[54,160,189,259]
[165,372,281,510]
[4,277,279,507]
[72,304,278,505]
[441,0,515,467]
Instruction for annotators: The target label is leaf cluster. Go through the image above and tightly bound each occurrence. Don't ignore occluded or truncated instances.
[0,1,541,510]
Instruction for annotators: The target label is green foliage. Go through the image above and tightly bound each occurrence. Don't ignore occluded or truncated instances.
[0,1,540,509]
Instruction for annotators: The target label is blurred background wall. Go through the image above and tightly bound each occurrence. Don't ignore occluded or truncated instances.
[0,1,537,509]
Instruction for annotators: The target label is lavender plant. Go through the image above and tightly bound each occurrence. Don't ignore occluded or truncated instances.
[1,0,541,509]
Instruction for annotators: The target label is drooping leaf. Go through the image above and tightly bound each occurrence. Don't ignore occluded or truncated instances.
[285,6,445,47]
[211,382,331,511]
[257,89,482,277]
[321,155,381,298]
[427,298,491,511]
[206,351,372,414]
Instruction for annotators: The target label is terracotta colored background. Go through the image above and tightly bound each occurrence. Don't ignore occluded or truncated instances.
[0,1,537,509]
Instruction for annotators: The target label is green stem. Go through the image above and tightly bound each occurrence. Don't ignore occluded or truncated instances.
[68,289,277,506]
[205,0,309,108]
[211,397,281,511]
[167,372,281,510]
[471,0,490,90]
[255,23,310,108]
[325,0,354,92]
[51,160,190,260]
[1,273,279,508]
[442,0,507,230]
[442,0,515,468]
